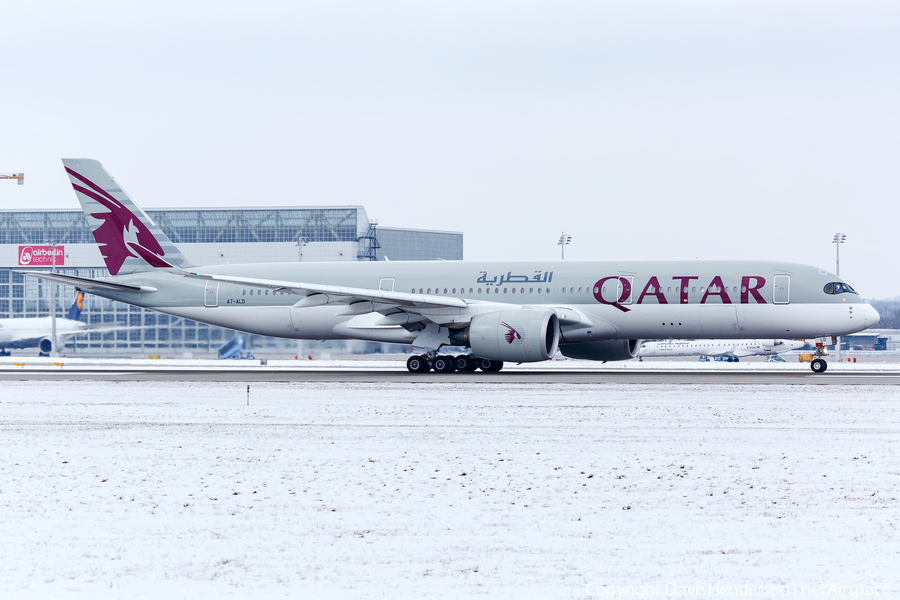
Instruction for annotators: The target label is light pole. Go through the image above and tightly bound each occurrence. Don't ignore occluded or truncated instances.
[832,233,846,361]
[48,239,58,356]
[558,232,572,260]
[296,235,308,261]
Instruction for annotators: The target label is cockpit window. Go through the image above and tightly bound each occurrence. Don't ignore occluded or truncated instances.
[824,282,857,295]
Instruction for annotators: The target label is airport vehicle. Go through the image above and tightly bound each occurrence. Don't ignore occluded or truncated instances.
[23,159,879,374]
[218,334,254,360]
[639,339,807,361]
[0,292,87,355]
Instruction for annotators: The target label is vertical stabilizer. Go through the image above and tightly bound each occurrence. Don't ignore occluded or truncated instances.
[61,159,193,275]
[66,291,85,321]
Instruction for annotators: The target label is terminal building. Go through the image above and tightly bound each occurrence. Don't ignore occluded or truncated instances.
[0,206,462,356]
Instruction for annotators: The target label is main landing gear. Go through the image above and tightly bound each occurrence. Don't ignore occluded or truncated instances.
[810,358,828,373]
[406,353,504,373]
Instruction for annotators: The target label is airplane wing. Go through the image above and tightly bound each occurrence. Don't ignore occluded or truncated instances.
[182,271,468,311]
[15,271,157,293]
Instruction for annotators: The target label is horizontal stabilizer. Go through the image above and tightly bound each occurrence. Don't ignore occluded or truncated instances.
[15,271,157,293]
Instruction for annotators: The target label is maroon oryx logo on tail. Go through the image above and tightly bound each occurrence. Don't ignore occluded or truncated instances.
[501,322,522,344]
[65,167,172,275]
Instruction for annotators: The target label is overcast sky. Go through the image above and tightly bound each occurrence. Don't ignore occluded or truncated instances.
[2,1,898,298]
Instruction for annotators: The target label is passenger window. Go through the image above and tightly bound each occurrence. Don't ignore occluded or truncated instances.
[478,288,482,294]
[529,288,533,293]
[242,290,246,295]
[419,288,423,294]
[443,288,448,294]
[452,288,456,294]
[538,288,542,293]
[503,288,508,293]
[427,288,431,294]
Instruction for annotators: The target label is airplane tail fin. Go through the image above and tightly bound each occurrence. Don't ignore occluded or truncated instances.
[66,291,85,321]
[61,159,193,275]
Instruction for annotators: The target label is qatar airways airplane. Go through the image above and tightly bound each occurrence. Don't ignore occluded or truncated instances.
[23,159,879,374]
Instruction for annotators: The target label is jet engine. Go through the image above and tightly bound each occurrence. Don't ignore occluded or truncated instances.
[558,339,641,362]
[460,309,559,362]
[39,338,53,353]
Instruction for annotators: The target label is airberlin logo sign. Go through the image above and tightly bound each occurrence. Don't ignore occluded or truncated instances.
[593,275,767,312]
[18,245,65,266]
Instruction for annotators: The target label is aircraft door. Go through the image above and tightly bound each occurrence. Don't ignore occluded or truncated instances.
[204,281,219,308]
[598,276,633,305]
[619,276,634,305]
[379,278,395,292]
[773,275,790,304]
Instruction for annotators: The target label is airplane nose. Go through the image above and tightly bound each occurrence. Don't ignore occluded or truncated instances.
[864,303,880,327]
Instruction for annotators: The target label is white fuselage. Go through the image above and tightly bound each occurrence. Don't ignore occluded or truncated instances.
[0,317,89,349]
[100,259,879,349]
[639,339,807,358]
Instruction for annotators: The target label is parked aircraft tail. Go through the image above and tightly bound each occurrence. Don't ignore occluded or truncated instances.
[61,159,193,275]
[66,291,85,321]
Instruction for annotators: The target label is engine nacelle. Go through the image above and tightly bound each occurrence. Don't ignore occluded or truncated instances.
[39,338,53,353]
[467,309,559,362]
[558,339,641,362]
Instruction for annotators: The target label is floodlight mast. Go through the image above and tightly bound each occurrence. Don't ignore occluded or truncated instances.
[558,232,572,260]
[832,233,847,360]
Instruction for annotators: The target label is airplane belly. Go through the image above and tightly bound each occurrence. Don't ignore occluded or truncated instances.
[737,304,864,338]
[699,305,739,336]
[156,306,345,339]
[605,305,702,339]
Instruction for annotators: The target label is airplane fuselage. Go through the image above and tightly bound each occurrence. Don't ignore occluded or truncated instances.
[80,259,877,347]
[0,317,88,349]
[639,338,807,358]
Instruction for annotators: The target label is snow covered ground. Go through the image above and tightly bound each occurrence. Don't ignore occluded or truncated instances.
[1,381,898,599]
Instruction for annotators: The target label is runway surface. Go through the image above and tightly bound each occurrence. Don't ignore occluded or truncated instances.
[1,361,899,384]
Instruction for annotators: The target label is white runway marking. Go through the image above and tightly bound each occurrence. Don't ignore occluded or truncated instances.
[1,381,898,598]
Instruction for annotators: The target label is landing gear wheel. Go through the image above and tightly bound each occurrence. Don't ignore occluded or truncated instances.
[733,357,740,363]
[811,358,828,373]
[433,356,456,373]
[407,355,431,373]
[477,358,504,372]
[455,355,478,372]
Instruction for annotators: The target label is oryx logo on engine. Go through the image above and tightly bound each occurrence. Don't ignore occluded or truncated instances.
[501,322,522,344]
